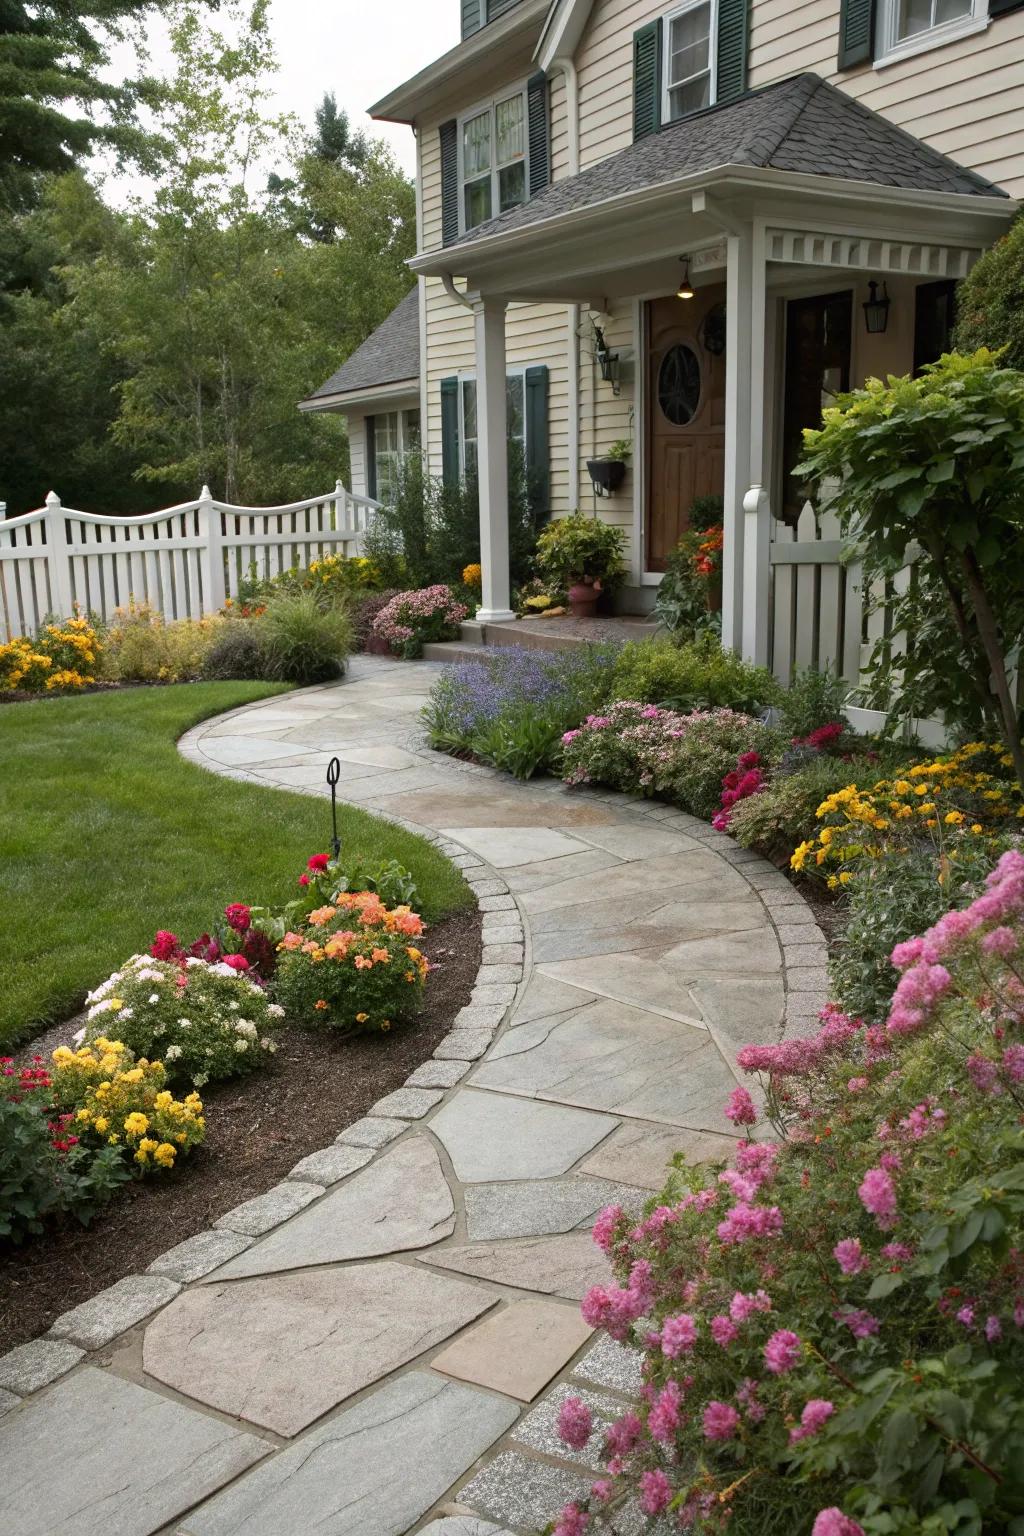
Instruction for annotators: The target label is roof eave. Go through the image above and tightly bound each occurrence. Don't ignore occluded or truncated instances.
[369,0,549,125]
[299,378,420,414]
[410,163,1016,278]
[535,0,596,68]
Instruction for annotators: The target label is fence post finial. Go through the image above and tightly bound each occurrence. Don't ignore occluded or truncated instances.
[43,491,75,619]
[200,485,212,502]
[197,484,226,614]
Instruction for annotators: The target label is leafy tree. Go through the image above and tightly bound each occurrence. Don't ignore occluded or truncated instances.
[797,351,1024,788]
[954,211,1024,369]
[0,0,168,213]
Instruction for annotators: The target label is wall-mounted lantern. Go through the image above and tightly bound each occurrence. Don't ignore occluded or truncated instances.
[592,323,621,395]
[863,280,891,335]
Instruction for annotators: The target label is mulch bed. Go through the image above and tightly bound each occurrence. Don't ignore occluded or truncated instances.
[0,907,481,1352]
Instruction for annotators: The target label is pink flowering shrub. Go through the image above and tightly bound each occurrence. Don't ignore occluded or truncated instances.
[561,704,773,820]
[371,584,468,658]
[551,852,1024,1536]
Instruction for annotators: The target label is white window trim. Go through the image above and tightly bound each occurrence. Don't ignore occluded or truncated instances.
[874,0,989,67]
[661,0,719,126]
[457,366,528,476]
[370,407,420,502]
[456,79,531,237]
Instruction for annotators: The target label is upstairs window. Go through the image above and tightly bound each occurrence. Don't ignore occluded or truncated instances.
[663,0,717,122]
[876,0,986,61]
[460,90,528,232]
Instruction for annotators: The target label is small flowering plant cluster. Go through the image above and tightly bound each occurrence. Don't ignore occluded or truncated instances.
[545,853,1024,1536]
[272,890,429,1031]
[0,612,100,693]
[712,750,766,831]
[371,584,468,659]
[151,900,278,982]
[792,741,1023,881]
[561,703,774,822]
[52,1039,205,1171]
[83,953,282,1087]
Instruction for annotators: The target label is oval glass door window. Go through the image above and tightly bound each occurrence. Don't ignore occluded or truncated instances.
[658,344,701,425]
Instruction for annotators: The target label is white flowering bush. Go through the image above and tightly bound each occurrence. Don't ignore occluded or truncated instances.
[83,955,282,1086]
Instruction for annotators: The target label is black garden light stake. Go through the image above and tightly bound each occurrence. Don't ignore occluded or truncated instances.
[326,756,342,861]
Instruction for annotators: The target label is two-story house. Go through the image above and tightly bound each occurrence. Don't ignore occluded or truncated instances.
[302,0,1020,674]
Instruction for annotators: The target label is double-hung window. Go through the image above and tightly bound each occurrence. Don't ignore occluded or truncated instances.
[370,408,420,504]
[459,372,526,477]
[663,0,717,122]
[460,88,528,233]
[876,0,986,60]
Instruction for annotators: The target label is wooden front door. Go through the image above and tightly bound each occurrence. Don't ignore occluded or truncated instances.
[645,288,726,572]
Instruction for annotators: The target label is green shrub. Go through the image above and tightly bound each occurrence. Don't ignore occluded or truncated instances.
[611,635,779,714]
[654,710,775,819]
[347,589,402,651]
[100,603,224,682]
[256,591,351,683]
[536,510,625,591]
[829,845,996,1024]
[954,208,1024,370]
[776,663,849,740]
[201,620,268,680]
[728,754,874,865]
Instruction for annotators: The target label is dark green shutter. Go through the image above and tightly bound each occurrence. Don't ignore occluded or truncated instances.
[461,0,483,38]
[524,365,549,512]
[716,0,749,102]
[633,20,662,142]
[365,416,377,500]
[441,377,460,488]
[837,0,876,69]
[990,0,1024,15]
[489,0,520,16]
[527,73,550,198]
[440,119,459,247]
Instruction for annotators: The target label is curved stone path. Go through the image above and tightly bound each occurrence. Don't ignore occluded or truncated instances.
[0,656,828,1536]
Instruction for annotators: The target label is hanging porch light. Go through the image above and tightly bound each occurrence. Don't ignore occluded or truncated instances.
[676,256,694,301]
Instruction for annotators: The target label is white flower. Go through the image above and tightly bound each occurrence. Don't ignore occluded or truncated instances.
[72,1026,86,1044]
[164,1044,182,1062]
[234,1020,257,1039]
[228,1000,240,1011]
[260,1038,276,1051]
[185,956,204,969]
[177,1018,192,1028]
[267,1004,285,1019]
[148,993,160,1005]
[234,1038,249,1053]
[119,1007,134,1021]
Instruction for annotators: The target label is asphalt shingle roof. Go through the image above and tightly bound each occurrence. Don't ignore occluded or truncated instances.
[450,73,1007,251]
[305,287,419,402]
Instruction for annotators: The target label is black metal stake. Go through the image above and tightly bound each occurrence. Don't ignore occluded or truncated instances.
[327,756,341,861]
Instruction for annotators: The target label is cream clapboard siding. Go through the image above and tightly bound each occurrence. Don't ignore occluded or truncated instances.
[347,413,368,499]
[577,301,639,565]
[748,1,1024,197]
[418,110,573,511]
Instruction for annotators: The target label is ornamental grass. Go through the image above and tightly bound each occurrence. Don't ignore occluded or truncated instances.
[548,850,1024,1536]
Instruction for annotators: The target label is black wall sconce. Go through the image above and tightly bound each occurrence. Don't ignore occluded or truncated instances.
[592,323,621,395]
[863,280,891,335]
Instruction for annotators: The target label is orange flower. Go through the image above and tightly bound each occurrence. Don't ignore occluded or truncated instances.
[278,931,304,951]
[354,954,373,969]
[371,947,390,964]
[308,905,337,927]
[314,999,329,1011]
[356,1012,369,1023]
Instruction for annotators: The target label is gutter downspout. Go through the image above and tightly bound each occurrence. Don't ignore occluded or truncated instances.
[551,56,581,511]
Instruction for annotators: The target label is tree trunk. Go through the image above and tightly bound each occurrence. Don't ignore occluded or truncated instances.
[960,545,1024,793]
[921,533,999,734]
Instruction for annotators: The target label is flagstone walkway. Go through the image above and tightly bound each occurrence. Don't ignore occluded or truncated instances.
[0,657,828,1536]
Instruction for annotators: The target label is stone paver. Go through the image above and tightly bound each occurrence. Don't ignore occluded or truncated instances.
[177,1372,518,1536]
[513,1381,625,1470]
[211,1134,454,1279]
[48,1273,180,1349]
[430,1087,619,1182]
[144,1262,496,1436]
[0,1337,84,1395]
[117,657,825,1536]
[3,1367,268,1536]
[430,1298,592,1401]
[147,1229,254,1284]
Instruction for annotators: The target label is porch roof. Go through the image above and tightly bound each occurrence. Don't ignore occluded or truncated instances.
[299,288,419,414]
[412,74,1013,297]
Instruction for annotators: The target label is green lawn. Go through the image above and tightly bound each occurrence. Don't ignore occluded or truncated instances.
[0,682,473,1047]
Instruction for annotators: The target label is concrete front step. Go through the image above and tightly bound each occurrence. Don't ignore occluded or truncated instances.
[421,642,490,664]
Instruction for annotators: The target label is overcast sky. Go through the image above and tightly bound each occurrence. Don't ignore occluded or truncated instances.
[106,0,460,185]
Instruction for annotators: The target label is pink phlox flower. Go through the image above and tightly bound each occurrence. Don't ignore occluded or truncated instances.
[899,1101,945,1139]
[734,1141,779,1188]
[764,1328,802,1374]
[639,1468,672,1516]
[590,1480,613,1504]
[661,1313,698,1357]
[647,1380,683,1443]
[717,1201,783,1245]
[557,1396,593,1451]
[967,1053,1002,1095]
[957,1305,975,1330]
[603,1411,642,1458]
[1003,1044,1024,1082]
[847,1076,869,1093]
[985,1314,1002,1341]
[790,1398,835,1443]
[833,1237,868,1275]
[730,1288,772,1323]
[591,1204,623,1254]
[702,1400,741,1441]
[710,1314,739,1347]
[736,1377,765,1422]
[881,1241,914,1263]
[982,925,1017,956]
[724,1085,758,1126]
[879,1150,903,1173]
[719,1169,759,1202]
[554,1503,590,1536]
[812,1508,865,1536]
[858,1166,898,1229]
[838,1307,880,1338]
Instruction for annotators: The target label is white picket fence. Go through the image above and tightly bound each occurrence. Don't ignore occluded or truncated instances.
[0,482,379,642]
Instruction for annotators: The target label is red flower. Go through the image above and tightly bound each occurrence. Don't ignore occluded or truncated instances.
[151,930,181,961]
[298,873,310,888]
[222,953,250,971]
[224,903,252,934]
[307,853,331,873]
[187,933,221,963]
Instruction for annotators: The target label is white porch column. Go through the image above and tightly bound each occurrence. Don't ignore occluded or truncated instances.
[473,295,516,622]
[722,222,771,666]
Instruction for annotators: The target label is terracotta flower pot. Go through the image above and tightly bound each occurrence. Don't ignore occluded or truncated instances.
[568,581,599,619]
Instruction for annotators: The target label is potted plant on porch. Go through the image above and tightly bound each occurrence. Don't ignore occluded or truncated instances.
[586,438,631,497]
[535,511,625,619]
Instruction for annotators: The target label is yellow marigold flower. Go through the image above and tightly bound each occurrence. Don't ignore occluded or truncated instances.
[944,810,965,825]
[791,840,814,872]
[356,1012,369,1023]
[971,823,984,834]
[914,784,929,796]
[154,1090,173,1109]
[123,1111,149,1137]
[154,1143,176,1168]
[76,1108,91,1123]
[94,1117,109,1134]
[838,871,852,885]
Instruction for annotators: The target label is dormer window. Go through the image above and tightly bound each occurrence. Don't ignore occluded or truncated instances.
[460,88,528,232]
[663,0,717,121]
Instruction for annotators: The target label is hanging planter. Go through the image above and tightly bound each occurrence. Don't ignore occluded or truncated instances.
[586,458,628,496]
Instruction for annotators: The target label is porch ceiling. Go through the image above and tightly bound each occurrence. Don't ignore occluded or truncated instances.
[412,165,1015,305]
